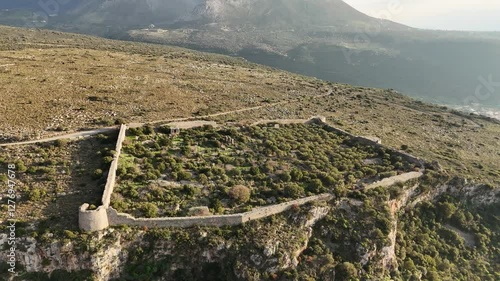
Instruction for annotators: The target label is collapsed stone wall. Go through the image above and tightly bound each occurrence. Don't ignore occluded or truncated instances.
[308,117,425,167]
[256,117,425,167]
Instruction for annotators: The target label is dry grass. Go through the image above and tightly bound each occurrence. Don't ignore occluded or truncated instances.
[0,25,328,141]
[0,134,116,229]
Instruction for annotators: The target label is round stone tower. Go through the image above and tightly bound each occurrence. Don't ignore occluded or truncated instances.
[79,203,109,232]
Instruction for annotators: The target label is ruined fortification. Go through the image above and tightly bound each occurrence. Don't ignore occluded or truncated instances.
[308,117,425,168]
[79,117,425,232]
[106,194,332,228]
[79,124,127,232]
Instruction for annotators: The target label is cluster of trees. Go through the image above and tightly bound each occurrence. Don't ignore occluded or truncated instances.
[396,195,499,281]
[286,186,409,280]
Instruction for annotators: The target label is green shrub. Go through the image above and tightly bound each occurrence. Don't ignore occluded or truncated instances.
[54,139,68,147]
[284,183,305,199]
[115,118,126,125]
[143,125,155,135]
[103,156,114,164]
[15,160,27,172]
[380,171,397,179]
[27,188,46,201]
[198,174,209,185]
[209,199,224,214]
[307,179,325,193]
[228,185,251,203]
[128,127,144,136]
[177,170,192,181]
[63,230,78,239]
[279,171,292,182]
[92,169,103,180]
[141,203,159,218]
[335,262,358,280]
[42,258,51,267]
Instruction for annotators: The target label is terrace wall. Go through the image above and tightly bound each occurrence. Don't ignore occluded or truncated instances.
[102,124,127,208]
[107,194,333,228]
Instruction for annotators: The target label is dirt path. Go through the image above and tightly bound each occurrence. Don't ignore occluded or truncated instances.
[0,127,116,147]
[1,92,332,147]
[0,43,77,48]
[363,172,424,190]
[444,224,476,247]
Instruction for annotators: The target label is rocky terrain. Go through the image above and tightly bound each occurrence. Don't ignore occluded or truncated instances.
[1,176,498,280]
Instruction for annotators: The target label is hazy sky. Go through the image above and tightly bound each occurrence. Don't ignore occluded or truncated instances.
[344,0,500,31]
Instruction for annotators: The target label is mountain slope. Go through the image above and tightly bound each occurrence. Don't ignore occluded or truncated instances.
[3,0,500,112]
[1,24,499,184]
[192,0,392,27]
[66,2,500,111]
[48,0,403,29]
[0,25,499,281]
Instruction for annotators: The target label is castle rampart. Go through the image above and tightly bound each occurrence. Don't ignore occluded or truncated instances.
[78,124,127,232]
[78,117,425,232]
[101,124,127,208]
[106,194,333,228]
[79,204,109,232]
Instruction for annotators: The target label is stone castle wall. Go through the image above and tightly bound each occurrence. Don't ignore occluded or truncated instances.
[79,117,425,232]
[102,124,127,208]
[107,208,244,228]
[79,124,127,232]
[364,171,423,190]
[107,194,333,228]
[241,194,332,222]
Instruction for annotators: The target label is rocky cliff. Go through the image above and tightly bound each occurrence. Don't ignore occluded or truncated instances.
[2,176,497,280]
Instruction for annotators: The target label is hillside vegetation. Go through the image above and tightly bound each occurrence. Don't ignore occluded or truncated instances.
[0,25,320,141]
[113,123,416,218]
[0,26,498,281]
[0,25,499,183]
